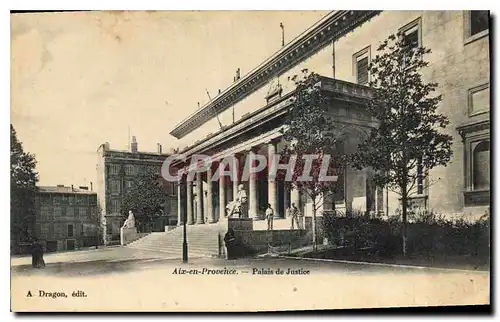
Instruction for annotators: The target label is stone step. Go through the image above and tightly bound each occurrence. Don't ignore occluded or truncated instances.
[127,224,220,256]
[128,246,210,257]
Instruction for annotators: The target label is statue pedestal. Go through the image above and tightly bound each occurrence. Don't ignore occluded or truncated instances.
[120,227,140,246]
[220,217,254,231]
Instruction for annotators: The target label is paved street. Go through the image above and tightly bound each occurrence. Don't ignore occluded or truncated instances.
[11,246,490,311]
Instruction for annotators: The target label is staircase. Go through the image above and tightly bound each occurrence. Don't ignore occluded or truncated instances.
[126,224,221,257]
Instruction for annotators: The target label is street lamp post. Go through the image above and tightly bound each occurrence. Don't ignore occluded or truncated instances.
[182,210,188,263]
[181,180,188,263]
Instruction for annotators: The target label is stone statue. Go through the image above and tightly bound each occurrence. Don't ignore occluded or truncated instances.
[121,210,136,229]
[226,184,248,218]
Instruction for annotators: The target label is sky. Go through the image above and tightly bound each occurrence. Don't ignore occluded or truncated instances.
[11,10,329,187]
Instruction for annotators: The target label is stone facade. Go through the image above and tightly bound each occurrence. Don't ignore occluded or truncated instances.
[171,10,490,220]
[333,11,490,218]
[96,138,177,245]
[34,185,98,252]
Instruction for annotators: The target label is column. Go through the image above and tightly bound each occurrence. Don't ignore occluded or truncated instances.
[267,140,278,218]
[248,148,259,219]
[232,154,240,201]
[291,184,300,210]
[186,180,194,225]
[207,167,215,223]
[196,172,204,224]
[219,165,226,221]
[177,181,184,225]
[283,186,290,211]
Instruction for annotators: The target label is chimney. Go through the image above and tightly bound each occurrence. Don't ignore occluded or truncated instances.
[236,68,241,81]
[57,184,64,188]
[71,184,74,191]
[131,136,138,153]
[79,186,89,191]
[104,142,110,150]
[90,182,93,191]
[157,143,163,154]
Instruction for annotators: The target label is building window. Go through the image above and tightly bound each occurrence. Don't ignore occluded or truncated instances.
[468,83,490,116]
[109,164,121,175]
[473,141,490,190]
[110,180,121,195]
[47,208,54,221]
[110,199,121,214]
[470,11,489,37]
[353,47,370,86]
[39,206,48,220]
[400,18,421,50]
[457,120,490,206]
[53,207,62,219]
[40,194,51,205]
[68,195,75,205]
[125,165,136,176]
[465,11,489,44]
[67,224,74,238]
[78,207,87,221]
[41,223,49,237]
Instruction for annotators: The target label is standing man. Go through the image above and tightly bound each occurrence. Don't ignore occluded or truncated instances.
[290,203,299,230]
[296,205,304,230]
[265,204,274,231]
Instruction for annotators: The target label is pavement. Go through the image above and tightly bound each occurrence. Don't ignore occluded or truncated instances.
[11,246,491,312]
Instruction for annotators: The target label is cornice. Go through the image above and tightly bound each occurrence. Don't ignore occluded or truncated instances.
[457,118,490,139]
[170,10,381,139]
[173,76,373,162]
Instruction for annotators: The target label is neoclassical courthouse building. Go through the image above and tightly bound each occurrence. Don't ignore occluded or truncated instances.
[169,10,490,229]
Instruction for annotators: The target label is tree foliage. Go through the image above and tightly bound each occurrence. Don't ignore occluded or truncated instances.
[351,32,453,255]
[280,70,347,250]
[11,124,38,245]
[121,169,167,230]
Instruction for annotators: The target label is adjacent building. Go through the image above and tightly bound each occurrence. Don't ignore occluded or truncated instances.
[96,137,177,245]
[169,10,490,229]
[35,185,98,252]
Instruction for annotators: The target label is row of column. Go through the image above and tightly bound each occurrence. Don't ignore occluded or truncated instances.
[176,139,301,225]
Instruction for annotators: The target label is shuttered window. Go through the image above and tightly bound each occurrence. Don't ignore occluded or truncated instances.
[400,19,421,50]
[356,56,369,85]
[470,11,489,37]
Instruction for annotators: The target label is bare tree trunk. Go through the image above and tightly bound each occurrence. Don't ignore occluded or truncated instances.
[312,197,317,252]
[401,183,408,257]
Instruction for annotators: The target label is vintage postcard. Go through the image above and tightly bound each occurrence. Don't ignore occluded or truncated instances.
[11,10,490,312]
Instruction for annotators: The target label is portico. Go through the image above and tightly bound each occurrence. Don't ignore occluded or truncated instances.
[173,76,380,230]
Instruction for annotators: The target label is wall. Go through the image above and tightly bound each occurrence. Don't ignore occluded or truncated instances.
[233,229,309,254]
[333,11,490,216]
[181,11,490,218]
[35,192,99,251]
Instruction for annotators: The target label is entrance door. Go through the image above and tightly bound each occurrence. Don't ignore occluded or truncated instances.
[66,239,75,250]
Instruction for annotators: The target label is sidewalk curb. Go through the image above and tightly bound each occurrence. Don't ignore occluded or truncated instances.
[11,245,121,259]
[277,255,489,274]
